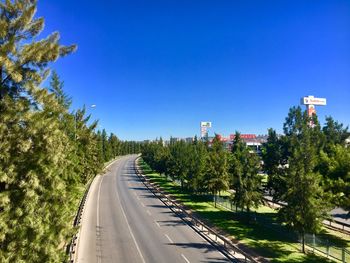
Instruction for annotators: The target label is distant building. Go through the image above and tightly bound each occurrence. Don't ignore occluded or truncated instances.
[209,133,267,154]
[185,137,194,143]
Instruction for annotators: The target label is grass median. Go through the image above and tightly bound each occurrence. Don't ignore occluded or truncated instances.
[138,159,335,263]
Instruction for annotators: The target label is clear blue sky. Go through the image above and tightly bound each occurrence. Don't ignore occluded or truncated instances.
[37,0,350,141]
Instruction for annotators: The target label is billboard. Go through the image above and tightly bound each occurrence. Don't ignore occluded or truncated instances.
[301,96,327,106]
[200,121,212,128]
[200,121,212,138]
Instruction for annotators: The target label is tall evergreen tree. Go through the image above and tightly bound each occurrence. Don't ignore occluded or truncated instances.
[187,141,208,193]
[322,117,349,151]
[230,132,262,213]
[49,70,72,109]
[0,0,76,99]
[279,107,329,253]
[261,128,289,200]
[318,144,350,211]
[167,141,190,188]
[205,135,229,207]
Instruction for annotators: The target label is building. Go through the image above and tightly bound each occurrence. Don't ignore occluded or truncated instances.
[210,133,267,154]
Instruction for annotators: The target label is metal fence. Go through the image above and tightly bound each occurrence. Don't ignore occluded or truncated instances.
[263,194,350,234]
[305,234,350,262]
[214,195,350,262]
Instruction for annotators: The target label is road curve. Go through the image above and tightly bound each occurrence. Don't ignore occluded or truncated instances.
[76,155,231,263]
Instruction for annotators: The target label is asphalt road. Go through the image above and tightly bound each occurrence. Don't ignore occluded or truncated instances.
[76,155,231,263]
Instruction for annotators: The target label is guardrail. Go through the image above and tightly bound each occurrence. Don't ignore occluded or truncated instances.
[323,219,350,234]
[67,179,93,263]
[134,158,260,263]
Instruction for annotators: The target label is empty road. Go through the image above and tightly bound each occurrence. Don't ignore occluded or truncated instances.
[76,155,231,263]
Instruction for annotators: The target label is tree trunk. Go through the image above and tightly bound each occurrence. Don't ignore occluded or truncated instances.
[301,232,305,253]
[247,206,251,222]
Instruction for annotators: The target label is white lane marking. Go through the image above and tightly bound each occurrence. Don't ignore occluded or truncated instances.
[141,202,145,207]
[191,223,228,259]
[134,192,140,200]
[146,210,152,216]
[155,221,161,228]
[115,179,146,263]
[181,254,190,263]
[164,234,173,243]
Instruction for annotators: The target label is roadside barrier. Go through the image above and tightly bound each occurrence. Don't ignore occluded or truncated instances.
[323,219,350,235]
[134,157,260,263]
[67,179,93,263]
[67,157,120,262]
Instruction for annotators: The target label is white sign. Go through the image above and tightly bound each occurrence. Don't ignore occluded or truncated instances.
[302,96,327,106]
[200,121,212,128]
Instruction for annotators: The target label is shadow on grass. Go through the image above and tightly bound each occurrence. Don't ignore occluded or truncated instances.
[269,252,334,263]
[317,229,350,248]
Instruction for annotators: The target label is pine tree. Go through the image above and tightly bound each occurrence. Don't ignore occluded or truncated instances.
[49,70,72,109]
[109,133,120,158]
[318,143,350,211]
[279,107,329,253]
[205,135,229,207]
[187,141,207,193]
[0,1,77,260]
[261,128,289,200]
[0,0,76,99]
[167,141,190,188]
[230,132,262,213]
[322,117,349,151]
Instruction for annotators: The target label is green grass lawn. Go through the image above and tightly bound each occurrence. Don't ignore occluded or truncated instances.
[138,160,336,263]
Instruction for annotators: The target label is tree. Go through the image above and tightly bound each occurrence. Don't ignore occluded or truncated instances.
[0,0,76,99]
[167,140,190,188]
[205,135,229,207]
[261,128,289,200]
[101,129,112,162]
[262,129,281,185]
[323,117,349,152]
[187,141,208,193]
[279,107,329,253]
[153,138,169,176]
[49,70,72,109]
[318,144,350,211]
[109,133,120,158]
[230,132,262,213]
[142,140,168,175]
[0,2,142,260]
[0,2,115,261]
